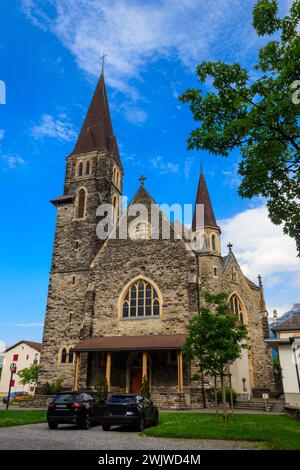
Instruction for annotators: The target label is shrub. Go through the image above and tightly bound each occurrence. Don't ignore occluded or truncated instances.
[141,376,151,400]
[216,387,237,404]
[95,376,108,401]
[40,378,64,395]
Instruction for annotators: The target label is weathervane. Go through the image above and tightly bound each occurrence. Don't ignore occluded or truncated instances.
[139,175,147,187]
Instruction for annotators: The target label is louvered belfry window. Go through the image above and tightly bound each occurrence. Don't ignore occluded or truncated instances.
[122,279,160,319]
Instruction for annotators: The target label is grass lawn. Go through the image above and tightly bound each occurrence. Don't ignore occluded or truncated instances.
[0,410,47,427]
[144,412,300,450]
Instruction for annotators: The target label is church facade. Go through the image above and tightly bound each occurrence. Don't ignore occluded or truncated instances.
[37,71,275,408]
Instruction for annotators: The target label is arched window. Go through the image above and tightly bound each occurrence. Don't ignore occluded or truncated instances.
[122,279,161,319]
[76,188,86,219]
[130,221,151,240]
[86,161,90,175]
[68,350,74,364]
[200,234,207,251]
[78,162,83,177]
[112,195,118,225]
[229,294,246,324]
[211,234,216,251]
[61,348,67,364]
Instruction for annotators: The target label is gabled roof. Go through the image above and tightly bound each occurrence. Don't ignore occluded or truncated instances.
[5,340,42,353]
[71,72,122,167]
[192,169,217,230]
[273,314,300,332]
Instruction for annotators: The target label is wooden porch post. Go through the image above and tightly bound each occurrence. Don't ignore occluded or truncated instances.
[106,352,112,393]
[142,351,147,379]
[177,350,184,392]
[73,353,80,391]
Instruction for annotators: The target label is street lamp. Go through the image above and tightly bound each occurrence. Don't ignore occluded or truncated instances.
[6,362,16,410]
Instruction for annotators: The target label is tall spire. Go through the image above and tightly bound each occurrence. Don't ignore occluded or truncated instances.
[71,70,121,165]
[192,168,217,230]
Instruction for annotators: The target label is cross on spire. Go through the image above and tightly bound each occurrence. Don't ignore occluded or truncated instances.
[258,274,263,288]
[100,50,108,73]
[227,242,233,252]
[139,175,147,187]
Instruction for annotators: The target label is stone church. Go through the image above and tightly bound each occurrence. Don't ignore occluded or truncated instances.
[37,70,274,408]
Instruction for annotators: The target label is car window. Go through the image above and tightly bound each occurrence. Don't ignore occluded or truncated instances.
[137,396,144,403]
[81,393,94,401]
[53,393,79,403]
[107,395,136,404]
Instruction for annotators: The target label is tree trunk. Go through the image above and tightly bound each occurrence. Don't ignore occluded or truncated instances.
[221,373,227,421]
[201,371,207,408]
[229,373,234,414]
[214,375,218,414]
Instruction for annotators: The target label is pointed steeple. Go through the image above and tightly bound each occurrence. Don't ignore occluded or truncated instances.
[192,169,217,230]
[71,71,121,166]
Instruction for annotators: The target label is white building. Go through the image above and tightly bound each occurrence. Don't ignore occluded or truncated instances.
[266,315,300,408]
[0,341,41,396]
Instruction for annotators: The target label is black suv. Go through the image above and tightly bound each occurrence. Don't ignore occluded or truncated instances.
[47,392,104,429]
[102,394,159,432]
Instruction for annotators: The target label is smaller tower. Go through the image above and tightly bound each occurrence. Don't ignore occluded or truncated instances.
[191,168,221,256]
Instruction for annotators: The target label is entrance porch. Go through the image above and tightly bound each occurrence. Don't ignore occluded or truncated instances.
[72,334,189,409]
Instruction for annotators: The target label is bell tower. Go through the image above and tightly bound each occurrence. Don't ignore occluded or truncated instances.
[50,70,123,273]
[190,168,221,256]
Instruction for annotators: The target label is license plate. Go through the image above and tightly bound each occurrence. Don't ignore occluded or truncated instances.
[56,404,67,408]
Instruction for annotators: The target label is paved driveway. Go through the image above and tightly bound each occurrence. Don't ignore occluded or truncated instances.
[0,423,257,450]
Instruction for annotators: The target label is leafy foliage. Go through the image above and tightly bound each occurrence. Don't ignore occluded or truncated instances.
[180,0,300,254]
[17,364,39,386]
[216,387,237,404]
[95,376,109,401]
[141,375,151,399]
[40,378,64,395]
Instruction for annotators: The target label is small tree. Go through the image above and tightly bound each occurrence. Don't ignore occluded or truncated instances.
[17,364,39,388]
[141,376,151,400]
[184,291,249,420]
[95,376,108,401]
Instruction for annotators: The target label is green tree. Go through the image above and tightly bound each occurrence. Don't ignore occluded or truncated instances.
[180,0,300,254]
[17,364,39,387]
[184,292,249,420]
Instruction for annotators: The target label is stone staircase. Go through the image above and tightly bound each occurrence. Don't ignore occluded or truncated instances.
[234,398,285,412]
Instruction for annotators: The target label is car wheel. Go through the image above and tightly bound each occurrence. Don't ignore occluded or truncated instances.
[48,422,58,430]
[153,412,159,426]
[136,415,145,432]
[102,424,110,431]
[81,414,91,430]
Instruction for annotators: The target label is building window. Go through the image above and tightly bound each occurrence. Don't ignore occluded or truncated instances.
[10,380,15,387]
[86,161,90,175]
[200,234,207,251]
[213,267,218,277]
[75,240,79,251]
[61,348,67,364]
[76,188,86,219]
[13,354,18,361]
[72,276,76,285]
[112,195,118,225]
[26,355,29,360]
[78,162,83,177]
[229,294,246,324]
[231,266,237,282]
[211,234,216,251]
[122,279,161,319]
[68,350,74,364]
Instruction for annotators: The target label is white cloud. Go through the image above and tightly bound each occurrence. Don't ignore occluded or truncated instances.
[222,163,242,188]
[220,205,300,280]
[31,113,76,142]
[9,322,43,328]
[0,129,5,140]
[21,0,270,95]
[184,155,194,179]
[151,155,179,174]
[2,154,25,169]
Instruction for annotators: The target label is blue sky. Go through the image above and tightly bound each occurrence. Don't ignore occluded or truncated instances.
[0,0,299,349]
